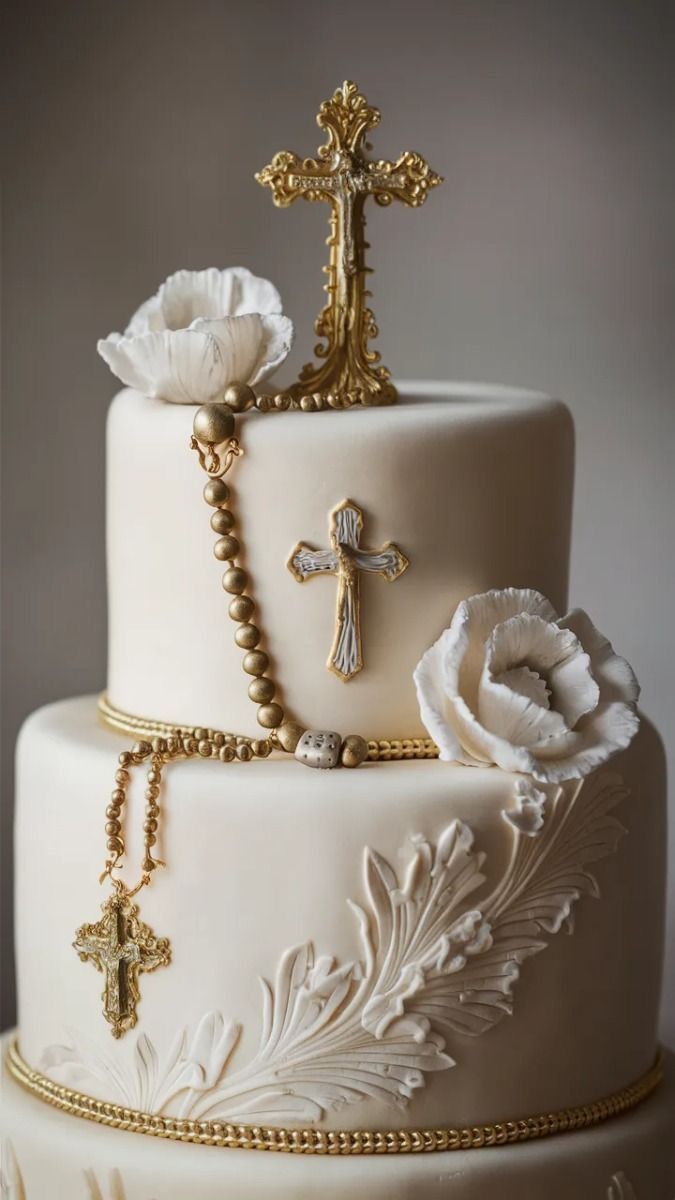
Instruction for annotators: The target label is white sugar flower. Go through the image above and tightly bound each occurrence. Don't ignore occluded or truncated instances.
[98,267,293,404]
[414,588,640,783]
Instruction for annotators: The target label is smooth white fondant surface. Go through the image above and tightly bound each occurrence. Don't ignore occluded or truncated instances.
[106,382,574,737]
[2,1036,674,1199]
[14,698,665,1134]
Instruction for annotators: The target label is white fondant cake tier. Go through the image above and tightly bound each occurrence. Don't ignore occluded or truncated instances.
[14,698,665,1136]
[3,1037,675,1199]
[106,382,574,738]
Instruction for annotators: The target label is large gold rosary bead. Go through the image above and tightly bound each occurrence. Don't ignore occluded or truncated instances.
[222,567,247,594]
[203,478,229,507]
[276,720,305,753]
[193,404,235,445]
[228,594,254,622]
[341,734,369,768]
[235,623,260,649]
[248,677,275,703]
[223,382,255,413]
[210,508,235,534]
[243,650,269,676]
[257,702,284,729]
[214,535,240,562]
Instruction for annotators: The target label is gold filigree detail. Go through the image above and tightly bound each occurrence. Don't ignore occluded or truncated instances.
[287,499,409,680]
[256,81,442,407]
[6,1039,663,1155]
[74,884,171,1039]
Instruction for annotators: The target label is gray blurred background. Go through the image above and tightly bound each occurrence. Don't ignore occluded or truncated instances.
[2,0,673,1038]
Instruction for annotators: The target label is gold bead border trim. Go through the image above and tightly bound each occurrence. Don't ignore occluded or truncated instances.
[97,694,440,763]
[7,1039,662,1156]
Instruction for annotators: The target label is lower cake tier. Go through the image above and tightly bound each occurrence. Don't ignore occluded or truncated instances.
[14,698,666,1138]
[2,1037,674,1199]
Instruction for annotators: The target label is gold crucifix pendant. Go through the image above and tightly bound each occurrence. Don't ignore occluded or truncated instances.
[74,883,171,1038]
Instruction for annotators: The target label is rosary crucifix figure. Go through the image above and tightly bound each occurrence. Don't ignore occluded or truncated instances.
[257,81,442,407]
[288,499,409,681]
[74,886,171,1038]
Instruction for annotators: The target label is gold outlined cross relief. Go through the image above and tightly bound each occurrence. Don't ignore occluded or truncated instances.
[287,499,409,681]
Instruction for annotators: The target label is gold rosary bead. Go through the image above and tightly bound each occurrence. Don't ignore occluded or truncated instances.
[118,751,133,767]
[223,567,247,594]
[193,404,235,446]
[105,820,121,836]
[194,727,207,740]
[257,702,284,729]
[210,508,235,535]
[111,788,125,805]
[166,735,181,756]
[107,836,124,855]
[106,804,121,819]
[276,720,305,753]
[243,650,269,676]
[185,737,199,754]
[143,818,158,834]
[115,768,130,785]
[198,739,212,757]
[340,734,369,768]
[132,740,152,758]
[145,833,157,847]
[145,784,160,801]
[235,623,260,649]
[236,742,253,762]
[274,392,292,410]
[299,394,316,412]
[219,745,235,763]
[223,382,255,412]
[252,738,272,757]
[214,535,240,561]
[146,805,159,821]
[248,676,275,703]
[151,738,167,755]
[228,594,254,622]
[147,769,161,785]
[213,731,225,747]
[256,393,274,412]
[203,478,229,507]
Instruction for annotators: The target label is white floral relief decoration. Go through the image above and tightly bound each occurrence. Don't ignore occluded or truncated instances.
[42,772,626,1125]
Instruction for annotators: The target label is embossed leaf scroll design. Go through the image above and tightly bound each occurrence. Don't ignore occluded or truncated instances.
[42,772,626,1125]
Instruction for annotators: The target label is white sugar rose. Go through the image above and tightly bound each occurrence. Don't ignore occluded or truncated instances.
[98,267,293,404]
[414,588,639,783]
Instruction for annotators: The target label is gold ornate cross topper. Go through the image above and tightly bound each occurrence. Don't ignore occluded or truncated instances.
[288,499,409,681]
[257,81,442,408]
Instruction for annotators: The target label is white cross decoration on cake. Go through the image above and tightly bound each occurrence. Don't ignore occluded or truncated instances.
[287,498,409,681]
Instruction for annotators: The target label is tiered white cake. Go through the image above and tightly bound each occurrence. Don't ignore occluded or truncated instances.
[3,81,674,1200]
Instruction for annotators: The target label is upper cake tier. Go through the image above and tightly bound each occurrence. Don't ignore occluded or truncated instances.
[106,382,574,738]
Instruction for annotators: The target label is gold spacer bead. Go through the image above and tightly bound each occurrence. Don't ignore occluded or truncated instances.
[248,676,275,703]
[257,702,284,729]
[213,731,225,747]
[203,478,229,507]
[151,737,167,754]
[256,393,274,412]
[198,739,212,757]
[193,404,235,445]
[147,769,161,785]
[252,739,272,757]
[341,734,369,769]
[132,740,152,757]
[223,567,247,594]
[236,743,253,762]
[115,768,130,785]
[118,751,133,767]
[243,650,269,676]
[300,394,316,412]
[235,623,260,649]
[210,508,234,534]
[274,392,292,410]
[214,535,240,561]
[219,745,235,763]
[276,720,305,753]
[105,820,120,836]
[223,382,255,412]
[228,594,254,622]
[194,728,207,740]
[185,737,199,754]
[145,833,157,847]
[145,784,160,800]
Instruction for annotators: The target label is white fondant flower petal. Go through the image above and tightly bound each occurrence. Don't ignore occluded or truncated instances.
[98,266,292,402]
[414,588,640,783]
[160,267,282,330]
